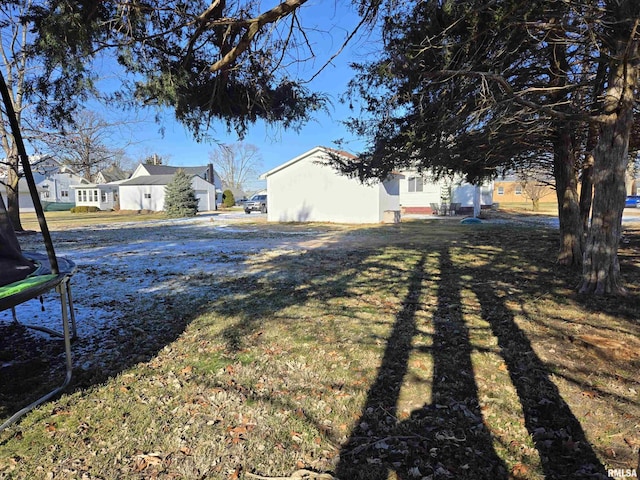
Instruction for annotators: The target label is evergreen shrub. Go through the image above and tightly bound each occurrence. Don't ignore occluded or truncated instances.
[222,189,235,208]
[164,169,199,218]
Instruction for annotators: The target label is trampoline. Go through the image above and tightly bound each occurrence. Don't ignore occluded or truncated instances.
[1,70,77,431]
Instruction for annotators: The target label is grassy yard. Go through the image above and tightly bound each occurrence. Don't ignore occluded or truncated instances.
[493,202,558,214]
[17,208,251,232]
[19,210,183,231]
[1,213,639,479]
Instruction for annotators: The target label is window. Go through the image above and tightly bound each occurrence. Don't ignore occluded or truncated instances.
[408,176,424,193]
[61,190,69,198]
[144,193,151,199]
[101,192,107,202]
[497,186,504,195]
[515,185,523,195]
[88,190,94,202]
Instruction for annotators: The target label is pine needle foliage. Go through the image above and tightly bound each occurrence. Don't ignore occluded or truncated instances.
[164,169,198,218]
[222,189,235,208]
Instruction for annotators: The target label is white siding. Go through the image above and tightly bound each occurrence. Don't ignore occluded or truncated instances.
[130,163,151,179]
[37,173,82,203]
[451,183,494,206]
[119,185,166,211]
[399,173,443,208]
[119,177,216,212]
[192,177,217,212]
[0,187,34,212]
[379,178,401,214]
[398,172,494,210]
[265,151,392,223]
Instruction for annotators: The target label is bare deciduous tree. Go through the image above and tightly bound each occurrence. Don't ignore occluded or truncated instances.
[36,110,132,181]
[516,171,555,212]
[0,1,36,231]
[209,142,263,192]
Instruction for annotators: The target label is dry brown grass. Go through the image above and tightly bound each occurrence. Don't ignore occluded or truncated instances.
[1,214,638,479]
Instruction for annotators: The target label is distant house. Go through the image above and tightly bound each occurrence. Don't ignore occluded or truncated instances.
[69,164,131,211]
[260,146,401,223]
[71,183,121,211]
[94,164,130,185]
[0,176,41,212]
[221,182,248,204]
[1,156,87,212]
[493,174,556,204]
[117,163,222,212]
[37,169,89,206]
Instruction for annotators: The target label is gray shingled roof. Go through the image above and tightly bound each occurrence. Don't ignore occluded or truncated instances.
[119,174,189,186]
[98,165,129,183]
[142,165,208,177]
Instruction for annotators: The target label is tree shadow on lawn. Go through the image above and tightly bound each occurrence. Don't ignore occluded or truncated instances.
[335,249,510,479]
[0,219,635,478]
[195,222,631,480]
[469,275,607,479]
[210,225,612,479]
[334,243,608,479]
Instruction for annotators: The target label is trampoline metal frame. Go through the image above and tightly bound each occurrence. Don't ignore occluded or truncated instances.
[1,278,75,431]
[0,68,78,432]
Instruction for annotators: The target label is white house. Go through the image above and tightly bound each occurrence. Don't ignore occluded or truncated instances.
[94,164,130,185]
[117,164,221,212]
[260,146,401,224]
[1,156,87,212]
[71,183,120,210]
[399,171,493,215]
[0,176,41,212]
[37,170,89,205]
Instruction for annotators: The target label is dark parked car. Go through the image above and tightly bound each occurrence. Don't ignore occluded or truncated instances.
[625,195,640,208]
[244,194,267,214]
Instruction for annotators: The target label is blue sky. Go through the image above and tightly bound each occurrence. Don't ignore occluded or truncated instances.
[91,1,380,191]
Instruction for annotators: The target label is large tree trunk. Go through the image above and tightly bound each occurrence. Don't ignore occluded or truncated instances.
[578,48,638,295]
[554,127,583,267]
[579,132,595,234]
[580,57,607,233]
[5,168,23,232]
[548,15,583,267]
[4,143,24,232]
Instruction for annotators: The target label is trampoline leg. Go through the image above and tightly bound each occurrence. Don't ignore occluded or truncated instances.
[57,281,74,385]
[64,279,78,339]
[0,280,74,432]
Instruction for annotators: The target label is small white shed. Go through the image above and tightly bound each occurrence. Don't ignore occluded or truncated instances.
[261,146,401,224]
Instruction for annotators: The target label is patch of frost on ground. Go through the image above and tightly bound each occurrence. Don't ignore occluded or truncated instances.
[0,215,309,364]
